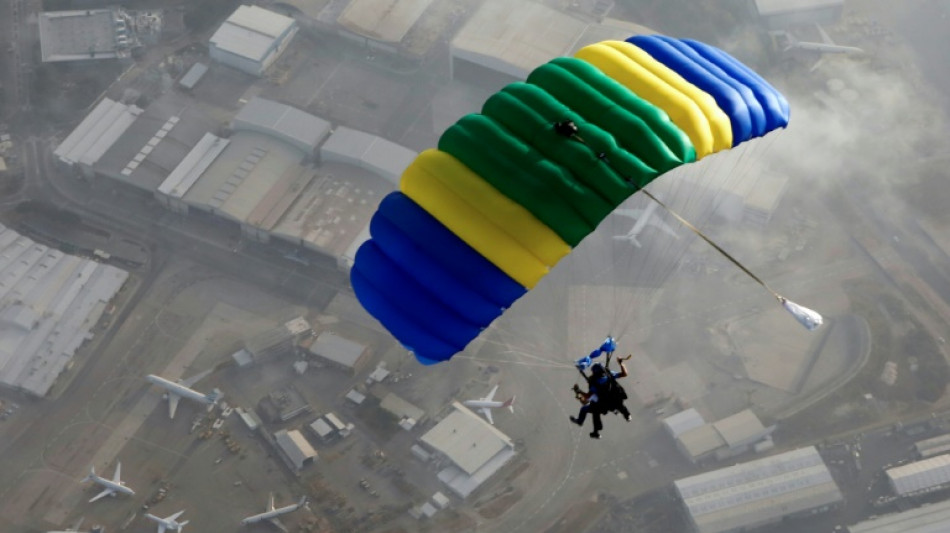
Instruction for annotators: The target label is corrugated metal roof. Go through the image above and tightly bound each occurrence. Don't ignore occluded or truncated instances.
[337,0,435,43]
[158,133,229,198]
[179,62,209,89]
[308,332,366,369]
[676,446,842,533]
[38,9,120,62]
[227,4,295,37]
[663,408,706,438]
[210,6,295,62]
[232,97,330,153]
[849,498,950,532]
[54,98,142,166]
[320,126,415,184]
[309,418,333,438]
[888,455,950,495]
[0,225,128,396]
[274,429,317,469]
[679,424,726,459]
[713,410,768,449]
[450,0,653,79]
[916,434,950,457]
[421,402,514,476]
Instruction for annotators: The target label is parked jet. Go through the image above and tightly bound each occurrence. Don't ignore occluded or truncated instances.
[146,371,221,419]
[612,202,678,248]
[463,385,515,425]
[780,24,864,71]
[241,495,308,532]
[146,510,188,533]
[82,463,134,503]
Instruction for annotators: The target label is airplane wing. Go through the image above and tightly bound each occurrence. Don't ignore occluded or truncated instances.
[167,393,181,419]
[89,487,115,503]
[483,385,498,402]
[167,510,185,522]
[268,493,276,512]
[112,463,122,483]
[156,525,167,533]
[480,407,494,425]
[267,517,288,533]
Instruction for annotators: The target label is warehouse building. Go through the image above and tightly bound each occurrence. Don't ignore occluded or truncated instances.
[54,98,143,171]
[849,498,950,532]
[914,434,950,460]
[675,446,843,533]
[39,9,130,62]
[886,455,950,497]
[209,5,298,76]
[449,0,653,86]
[307,331,370,374]
[419,402,517,498]
[671,409,774,464]
[274,429,317,470]
[0,225,128,397]
[751,0,845,30]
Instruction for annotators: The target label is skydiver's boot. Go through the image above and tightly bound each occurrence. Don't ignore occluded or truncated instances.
[570,416,582,426]
[589,431,601,439]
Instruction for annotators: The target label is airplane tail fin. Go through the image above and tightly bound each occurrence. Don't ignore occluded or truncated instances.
[502,396,516,413]
[82,466,96,482]
[297,496,308,508]
[206,390,222,403]
[180,520,190,529]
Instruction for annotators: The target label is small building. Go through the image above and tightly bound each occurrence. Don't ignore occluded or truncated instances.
[308,332,371,374]
[673,409,774,464]
[209,5,298,76]
[274,429,317,470]
[675,446,843,533]
[663,408,707,439]
[258,386,311,423]
[244,317,311,362]
[380,392,425,429]
[345,389,366,405]
[849,498,950,532]
[235,407,262,432]
[419,402,517,498]
[178,62,209,91]
[887,455,950,497]
[308,418,334,441]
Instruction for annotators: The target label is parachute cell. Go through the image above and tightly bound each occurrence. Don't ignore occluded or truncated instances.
[351,36,790,364]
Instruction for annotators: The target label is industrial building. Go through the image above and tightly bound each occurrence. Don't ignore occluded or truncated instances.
[54,98,143,171]
[258,386,311,423]
[379,392,425,430]
[38,8,160,63]
[209,5,298,76]
[273,429,317,470]
[674,446,843,533]
[752,0,845,30]
[0,225,128,397]
[336,0,434,44]
[308,412,353,442]
[307,331,370,374]
[419,402,517,498]
[243,316,311,362]
[849,498,950,532]
[667,409,774,464]
[914,433,950,459]
[449,0,653,86]
[886,455,950,497]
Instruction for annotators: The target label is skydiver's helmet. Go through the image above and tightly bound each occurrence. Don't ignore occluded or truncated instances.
[590,363,605,376]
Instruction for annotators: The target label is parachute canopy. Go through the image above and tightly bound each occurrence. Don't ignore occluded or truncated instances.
[351,36,790,365]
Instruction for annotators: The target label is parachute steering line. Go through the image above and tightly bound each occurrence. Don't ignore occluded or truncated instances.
[552,121,824,332]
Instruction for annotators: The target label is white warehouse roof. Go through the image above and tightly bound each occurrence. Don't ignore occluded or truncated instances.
[887,455,950,496]
[210,5,295,62]
[54,98,142,166]
[850,498,950,533]
[274,429,317,470]
[451,0,653,80]
[663,408,706,438]
[232,97,331,153]
[337,0,435,43]
[0,225,128,396]
[38,9,122,62]
[675,446,842,533]
[158,133,230,199]
[421,402,513,476]
[320,127,416,185]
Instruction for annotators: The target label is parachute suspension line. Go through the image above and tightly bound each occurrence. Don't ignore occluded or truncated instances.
[553,119,823,332]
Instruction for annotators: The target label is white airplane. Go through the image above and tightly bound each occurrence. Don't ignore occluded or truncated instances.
[241,495,308,532]
[146,371,221,419]
[463,385,515,425]
[146,510,188,533]
[613,202,678,248]
[780,24,864,71]
[82,462,135,503]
